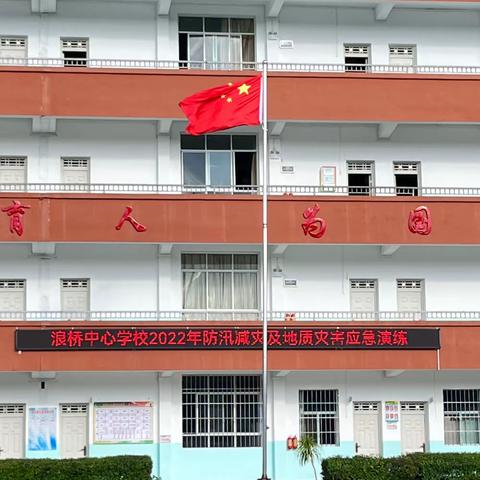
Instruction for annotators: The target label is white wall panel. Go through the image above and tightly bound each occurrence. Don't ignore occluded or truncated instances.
[271,6,480,66]
[0,244,479,312]
[0,370,478,447]
[1,120,480,189]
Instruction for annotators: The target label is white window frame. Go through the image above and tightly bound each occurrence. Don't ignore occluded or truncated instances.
[0,156,27,185]
[347,161,375,196]
[181,253,259,320]
[443,389,480,445]
[344,44,371,72]
[393,161,421,196]
[349,279,378,316]
[61,38,89,66]
[299,389,339,446]
[61,278,90,315]
[0,279,26,314]
[61,157,90,185]
[181,134,257,193]
[396,279,425,314]
[182,375,261,448]
[389,44,416,68]
[178,16,256,69]
[0,36,27,63]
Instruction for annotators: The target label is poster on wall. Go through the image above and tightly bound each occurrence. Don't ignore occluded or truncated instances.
[28,406,57,451]
[320,166,336,188]
[94,401,153,444]
[385,401,400,430]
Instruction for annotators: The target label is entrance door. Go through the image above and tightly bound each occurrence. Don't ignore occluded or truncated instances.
[353,402,381,456]
[60,404,88,458]
[350,280,378,319]
[401,402,426,454]
[0,404,25,458]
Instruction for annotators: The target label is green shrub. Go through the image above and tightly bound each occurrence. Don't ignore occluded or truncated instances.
[0,455,152,480]
[321,455,394,480]
[322,453,480,480]
[410,453,480,480]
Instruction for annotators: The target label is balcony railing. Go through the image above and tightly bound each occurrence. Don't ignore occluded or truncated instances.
[1,310,479,322]
[0,183,479,197]
[2,57,480,75]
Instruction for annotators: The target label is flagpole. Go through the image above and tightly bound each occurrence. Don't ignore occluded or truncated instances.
[259,59,269,480]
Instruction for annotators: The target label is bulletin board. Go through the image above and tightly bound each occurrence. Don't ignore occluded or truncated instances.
[93,401,153,444]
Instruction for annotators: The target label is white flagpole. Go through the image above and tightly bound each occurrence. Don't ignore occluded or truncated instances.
[259,59,269,480]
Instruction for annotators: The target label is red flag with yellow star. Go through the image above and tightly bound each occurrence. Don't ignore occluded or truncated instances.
[179,75,262,135]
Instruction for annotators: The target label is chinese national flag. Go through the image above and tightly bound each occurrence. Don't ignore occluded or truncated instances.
[179,75,262,135]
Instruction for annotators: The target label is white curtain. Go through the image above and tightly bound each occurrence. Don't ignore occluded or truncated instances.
[183,272,206,309]
[205,35,229,67]
[234,273,257,309]
[230,35,242,65]
[460,416,480,444]
[208,273,232,309]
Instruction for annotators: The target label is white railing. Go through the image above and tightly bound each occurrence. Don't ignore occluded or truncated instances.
[1,183,480,197]
[2,57,480,75]
[1,310,480,322]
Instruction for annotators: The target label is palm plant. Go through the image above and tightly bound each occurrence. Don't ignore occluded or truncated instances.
[296,435,321,480]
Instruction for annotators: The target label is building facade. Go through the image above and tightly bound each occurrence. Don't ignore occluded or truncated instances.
[1,0,480,479]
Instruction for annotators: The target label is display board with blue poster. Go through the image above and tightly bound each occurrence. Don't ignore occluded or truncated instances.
[27,406,57,451]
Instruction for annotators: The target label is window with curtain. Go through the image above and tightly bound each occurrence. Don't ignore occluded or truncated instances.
[444,389,480,445]
[299,390,339,445]
[181,134,257,192]
[178,17,255,69]
[182,375,261,448]
[182,253,259,320]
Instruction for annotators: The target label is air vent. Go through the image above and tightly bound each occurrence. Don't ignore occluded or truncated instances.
[354,402,379,412]
[62,279,89,289]
[0,37,26,48]
[0,404,25,415]
[397,280,422,290]
[344,45,369,56]
[389,46,414,57]
[62,39,88,50]
[0,157,26,168]
[401,402,425,412]
[61,404,88,414]
[0,280,25,290]
[350,280,376,290]
[62,158,88,169]
[394,162,418,173]
[347,161,373,172]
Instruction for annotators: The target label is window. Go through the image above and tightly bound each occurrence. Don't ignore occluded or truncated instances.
[62,157,90,185]
[344,44,370,72]
[397,280,424,313]
[0,37,27,63]
[389,45,416,67]
[182,253,258,320]
[299,390,339,445]
[0,280,25,313]
[394,162,420,196]
[61,279,90,316]
[61,38,88,67]
[0,157,27,185]
[443,389,480,445]
[181,134,257,192]
[347,161,374,196]
[350,280,378,314]
[179,17,255,69]
[182,375,261,448]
